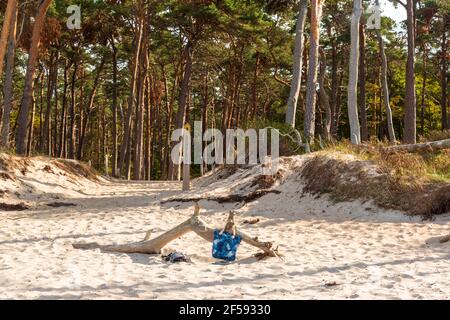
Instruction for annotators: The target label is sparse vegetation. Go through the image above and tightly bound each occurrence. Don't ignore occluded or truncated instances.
[302,144,450,217]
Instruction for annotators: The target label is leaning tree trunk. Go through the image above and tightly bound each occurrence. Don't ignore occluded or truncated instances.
[304,0,323,144]
[376,2,396,143]
[0,0,18,147]
[285,0,308,128]
[0,0,17,77]
[404,0,417,144]
[347,0,362,145]
[15,0,53,155]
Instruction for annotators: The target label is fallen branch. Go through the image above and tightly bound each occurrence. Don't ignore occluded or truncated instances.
[382,139,450,153]
[73,203,281,258]
[161,189,281,204]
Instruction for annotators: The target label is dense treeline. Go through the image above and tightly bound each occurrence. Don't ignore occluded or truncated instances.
[0,0,448,180]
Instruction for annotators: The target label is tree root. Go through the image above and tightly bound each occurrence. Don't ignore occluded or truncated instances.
[161,189,281,204]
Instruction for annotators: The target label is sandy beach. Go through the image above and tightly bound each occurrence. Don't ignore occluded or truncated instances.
[0,155,449,300]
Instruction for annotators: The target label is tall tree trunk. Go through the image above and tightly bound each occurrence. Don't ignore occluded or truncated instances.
[52,52,59,157]
[27,90,36,156]
[68,63,78,159]
[441,16,448,130]
[347,0,362,145]
[318,50,331,141]
[59,60,70,158]
[118,11,144,177]
[201,70,209,175]
[77,58,105,160]
[251,52,260,122]
[15,0,53,155]
[377,25,396,142]
[0,0,18,147]
[329,27,339,139]
[110,37,119,177]
[43,53,55,155]
[169,40,193,180]
[286,0,308,128]
[420,48,427,136]
[133,53,147,180]
[0,0,17,77]
[404,0,417,143]
[358,20,368,142]
[304,0,323,144]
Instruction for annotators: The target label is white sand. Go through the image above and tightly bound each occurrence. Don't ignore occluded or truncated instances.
[0,155,449,300]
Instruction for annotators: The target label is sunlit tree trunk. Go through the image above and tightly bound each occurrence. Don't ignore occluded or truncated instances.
[358,20,368,142]
[318,50,331,141]
[0,0,17,77]
[378,28,396,142]
[441,16,448,130]
[0,0,18,147]
[286,0,308,128]
[304,0,323,144]
[347,0,362,145]
[15,0,53,155]
[118,13,143,177]
[404,0,417,143]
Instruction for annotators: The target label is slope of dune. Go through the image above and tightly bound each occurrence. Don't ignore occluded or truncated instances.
[0,153,449,299]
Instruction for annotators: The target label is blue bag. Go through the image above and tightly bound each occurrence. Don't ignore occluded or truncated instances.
[212,229,242,262]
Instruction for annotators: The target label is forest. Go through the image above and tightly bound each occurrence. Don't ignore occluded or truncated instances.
[0,0,448,180]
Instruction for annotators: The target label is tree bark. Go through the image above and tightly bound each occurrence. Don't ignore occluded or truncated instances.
[318,50,332,141]
[0,0,18,147]
[378,30,396,143]
[77,58,106,160]
[169,40,194,180]
[441,16,448,130]
[118,10,144,177]
[286,0,308,128]
[110,37,119,177]
[404,0,417,144]
[0,0,17,77]
[68,62,78,159]
[15,0,53,155]
[347,0,362,145]
[358,21,368,142]
[304,0,323,144]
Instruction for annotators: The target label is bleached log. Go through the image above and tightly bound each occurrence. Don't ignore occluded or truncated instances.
[383,139,450,153]
[73,203,280,258]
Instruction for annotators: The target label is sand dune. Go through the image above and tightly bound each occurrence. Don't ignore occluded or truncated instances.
[0,154,449,299]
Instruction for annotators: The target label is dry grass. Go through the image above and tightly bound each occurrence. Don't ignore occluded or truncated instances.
[0,154,31,175]
[301,147,450,217]
[51,159,99,182]
[419,129,450,143]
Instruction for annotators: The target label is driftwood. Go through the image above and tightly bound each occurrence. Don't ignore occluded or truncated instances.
[383,139,450,153]
[73,203,281,258]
